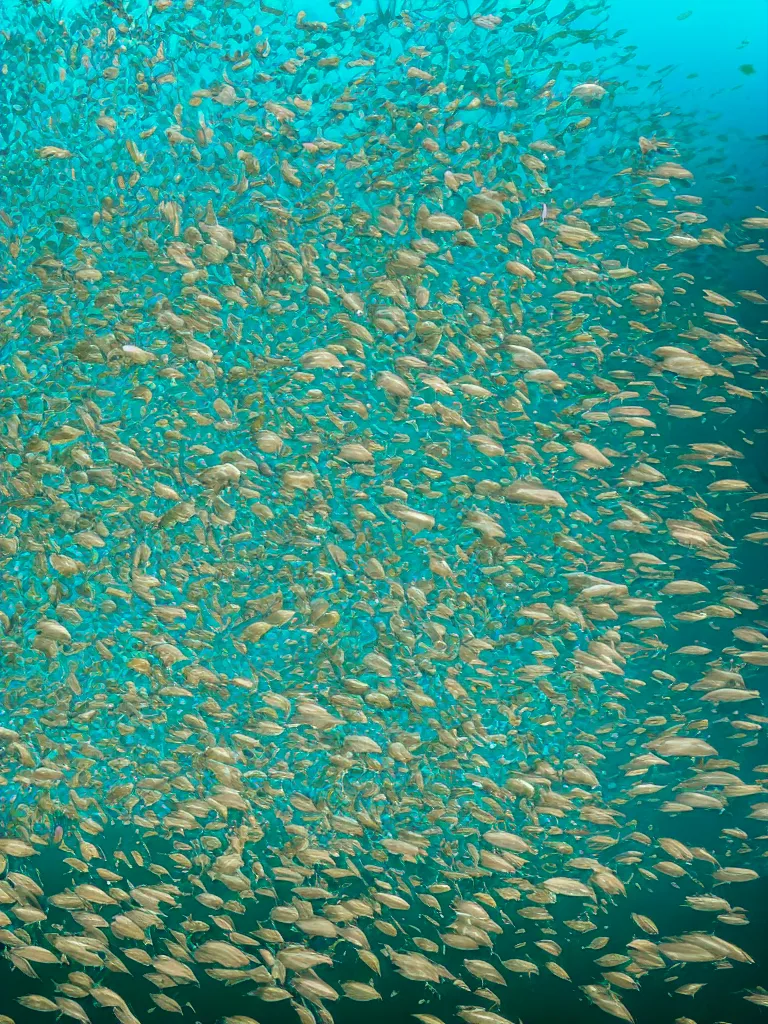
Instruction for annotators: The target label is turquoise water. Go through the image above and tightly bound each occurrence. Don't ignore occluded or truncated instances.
[0,0,767,1023]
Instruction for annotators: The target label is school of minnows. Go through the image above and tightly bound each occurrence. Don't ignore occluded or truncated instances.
[0,0,767,1022]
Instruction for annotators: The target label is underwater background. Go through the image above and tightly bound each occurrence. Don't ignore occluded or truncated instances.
[0,1,767,1024]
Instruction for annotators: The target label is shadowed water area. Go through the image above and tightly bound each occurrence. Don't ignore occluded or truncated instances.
[0,1,767,1023]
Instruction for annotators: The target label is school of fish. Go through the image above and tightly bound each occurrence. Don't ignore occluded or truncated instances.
[0,0,767,1022]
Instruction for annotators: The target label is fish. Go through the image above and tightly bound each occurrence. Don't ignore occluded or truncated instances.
[0,0,765,1022]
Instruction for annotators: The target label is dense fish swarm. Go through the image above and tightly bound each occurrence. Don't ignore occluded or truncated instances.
[0,0,767,1023]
